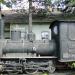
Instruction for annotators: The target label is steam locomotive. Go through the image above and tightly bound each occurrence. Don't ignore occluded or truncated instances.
[0,18,75,74]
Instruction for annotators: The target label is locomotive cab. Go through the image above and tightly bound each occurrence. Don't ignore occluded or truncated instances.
[50,20,75,62]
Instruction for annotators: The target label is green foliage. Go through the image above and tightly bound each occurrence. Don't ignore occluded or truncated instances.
[70,0,75,3]
[68,0,75,5]
[0,0,4,3]
[41,72,49,75]
[11,0,16,3]
[45,0,51,5]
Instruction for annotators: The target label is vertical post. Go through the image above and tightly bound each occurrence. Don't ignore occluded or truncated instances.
[0,3,4,39]
[28,0,35,41]
[1,17,4,39]
[28,0,32,33]
[0,3,1,39]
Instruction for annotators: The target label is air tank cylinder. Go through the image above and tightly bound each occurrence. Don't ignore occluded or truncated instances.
[11,31,21,40]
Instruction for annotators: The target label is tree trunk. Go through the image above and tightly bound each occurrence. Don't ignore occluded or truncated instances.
[28,0,32,33]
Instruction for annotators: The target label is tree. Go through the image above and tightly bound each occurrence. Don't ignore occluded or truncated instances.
[61,0,75,13]
[0,0,4,3]
[69,0,75,5]
[0,0,52,13]
[0,0,5,17]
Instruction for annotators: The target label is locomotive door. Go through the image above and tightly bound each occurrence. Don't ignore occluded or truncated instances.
[68,23,75,59]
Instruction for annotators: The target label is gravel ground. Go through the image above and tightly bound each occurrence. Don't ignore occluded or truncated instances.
[0,72,75,75]
[0,70,75,75]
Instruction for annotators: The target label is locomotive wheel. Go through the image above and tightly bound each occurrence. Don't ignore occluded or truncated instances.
[25,61,38,74]
[48,66,56,73]
[25,69,38,74]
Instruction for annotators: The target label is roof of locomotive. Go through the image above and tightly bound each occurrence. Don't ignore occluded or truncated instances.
[49,20,75,29]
